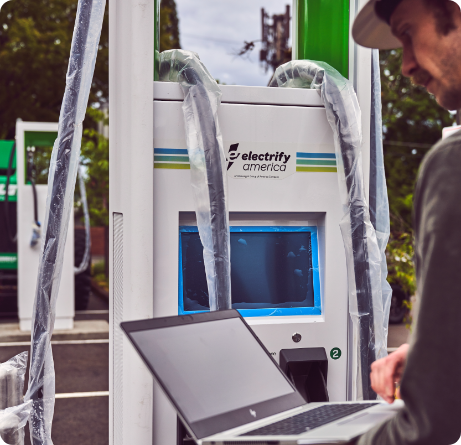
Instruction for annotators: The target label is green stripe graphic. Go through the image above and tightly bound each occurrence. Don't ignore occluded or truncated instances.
[296,167,337,173]
[0,253,17,270]
[154,163,190,170]
[154,155,190,163]
[296,159,336,166]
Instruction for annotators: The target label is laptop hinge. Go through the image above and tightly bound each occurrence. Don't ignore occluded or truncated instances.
[177,416,196,445]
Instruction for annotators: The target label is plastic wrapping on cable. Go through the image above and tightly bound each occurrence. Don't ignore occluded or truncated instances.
[74,165,91,275]
[0,352,28,411]
[370,49,392,348]
[24,0,106,443]
[159,49,231,311]
[269,60,389,400]
[0,401,32,445]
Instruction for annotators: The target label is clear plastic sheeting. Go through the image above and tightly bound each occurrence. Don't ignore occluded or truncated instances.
[370,49,392,347]
[25,0,106,443]
[269,60,390,400]
[0,401,32,445]
[0,352,28,410]
[74,165,91,275]
[159,49,231,311]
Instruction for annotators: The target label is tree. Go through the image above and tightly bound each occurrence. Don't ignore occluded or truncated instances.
[380,49,455,232]
[0,0,108,139]
[78,107,109,227]
[159,0,180,52]
[380,49,455,294]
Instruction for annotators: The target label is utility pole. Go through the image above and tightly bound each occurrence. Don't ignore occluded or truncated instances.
[260,5,291,73]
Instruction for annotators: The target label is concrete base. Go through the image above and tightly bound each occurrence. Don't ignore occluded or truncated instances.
[0,320,109,342]
[20,317,74,332]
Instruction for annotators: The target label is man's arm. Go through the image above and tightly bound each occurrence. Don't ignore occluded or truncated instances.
[359,139,461,445]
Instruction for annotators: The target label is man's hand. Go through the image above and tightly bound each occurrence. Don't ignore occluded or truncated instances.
[370,343,410,403]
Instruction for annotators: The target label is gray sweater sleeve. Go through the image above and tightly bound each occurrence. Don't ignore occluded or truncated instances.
[358,134,461,445]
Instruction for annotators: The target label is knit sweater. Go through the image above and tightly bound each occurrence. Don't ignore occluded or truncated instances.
[358,131,461,445]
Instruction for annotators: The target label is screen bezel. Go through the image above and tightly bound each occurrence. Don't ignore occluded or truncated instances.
[121,310,305,440]
[178,225,322,317]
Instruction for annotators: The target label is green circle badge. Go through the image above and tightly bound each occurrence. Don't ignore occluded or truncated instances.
[330,348,342,360]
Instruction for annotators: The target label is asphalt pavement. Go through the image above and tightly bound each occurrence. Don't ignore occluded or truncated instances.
[387,323,411,350]
[0,292,109,445]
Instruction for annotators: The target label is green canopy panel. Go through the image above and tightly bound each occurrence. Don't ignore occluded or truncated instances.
[0,141,17,202]
[0,140,16,170]
[24,131,57,148]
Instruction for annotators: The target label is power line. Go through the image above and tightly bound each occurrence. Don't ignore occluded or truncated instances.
[182,33,253,45]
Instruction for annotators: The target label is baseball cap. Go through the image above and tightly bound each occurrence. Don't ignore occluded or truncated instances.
[352,0,403,49]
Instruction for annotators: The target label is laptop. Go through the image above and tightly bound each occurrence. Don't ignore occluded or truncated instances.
[121,309,402,445]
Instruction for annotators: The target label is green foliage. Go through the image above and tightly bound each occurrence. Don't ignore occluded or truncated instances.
[380,49,456,296]
[160,0,180,52]
[92,260,107,289]
[29,144,53,184]
[79,107,108,227]
[386,232,416,296]
[380,49,455,232]
[92,260,105,276]
[0,0,108,139]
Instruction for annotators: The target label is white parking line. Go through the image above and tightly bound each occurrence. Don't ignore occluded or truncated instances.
[75,310,109,315]
[0,339,109,347]
[55,391,109,399]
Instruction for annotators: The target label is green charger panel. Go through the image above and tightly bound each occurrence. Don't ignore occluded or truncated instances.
[24,130,57,185]
[0,140,17,203]
[295,0,350,79]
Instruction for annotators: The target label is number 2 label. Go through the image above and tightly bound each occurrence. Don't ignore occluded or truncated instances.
[330,347,342,360]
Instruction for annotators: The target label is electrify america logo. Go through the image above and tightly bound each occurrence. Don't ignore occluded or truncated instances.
[227,143,240,170]
[227,144,296,179]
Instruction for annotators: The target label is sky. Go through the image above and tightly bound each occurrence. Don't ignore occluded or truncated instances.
[175,0,291,86]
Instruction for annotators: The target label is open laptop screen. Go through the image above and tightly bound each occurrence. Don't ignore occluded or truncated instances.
[130,317,295,423]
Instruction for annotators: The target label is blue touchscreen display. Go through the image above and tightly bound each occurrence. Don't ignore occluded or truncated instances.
[179,227,321,317]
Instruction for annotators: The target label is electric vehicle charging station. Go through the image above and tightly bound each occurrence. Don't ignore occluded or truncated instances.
[109,0,377,443]
[15,121,75,331]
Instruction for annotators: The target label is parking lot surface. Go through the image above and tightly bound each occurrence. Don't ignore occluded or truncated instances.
[0,292,109,445]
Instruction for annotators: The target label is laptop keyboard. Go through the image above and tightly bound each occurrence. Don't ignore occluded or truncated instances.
[241,403,378,436]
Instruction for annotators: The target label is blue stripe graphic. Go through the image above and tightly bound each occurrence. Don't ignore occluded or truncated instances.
[297,152,336,159]
[154,148,188,155]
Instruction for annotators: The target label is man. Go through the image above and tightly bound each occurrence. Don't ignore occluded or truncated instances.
[352,0,461,444]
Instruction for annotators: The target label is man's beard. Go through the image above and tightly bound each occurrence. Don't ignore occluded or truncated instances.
[411,68,461,110]
[437,87,461,111]
[411,69,432,88]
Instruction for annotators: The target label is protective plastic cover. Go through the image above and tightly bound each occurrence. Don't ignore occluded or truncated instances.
[25,0,106,443]
[0,401,32,445]
[370,49,392,346]
[74,165,91,275]
[269,60,390,400]
[159,50,231,311]
[0,352,28,410]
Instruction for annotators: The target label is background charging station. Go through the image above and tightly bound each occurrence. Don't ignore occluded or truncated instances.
[15,121,74,331]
